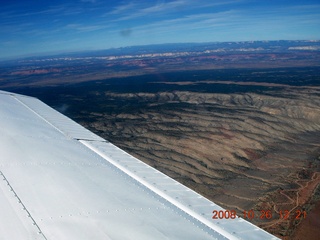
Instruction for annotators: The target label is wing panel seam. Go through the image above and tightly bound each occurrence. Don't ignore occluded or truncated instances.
[79,140,239,240]
[0,171,48,240]
[12,96,66,136]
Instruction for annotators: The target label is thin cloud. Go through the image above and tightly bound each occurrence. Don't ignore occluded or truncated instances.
[81,0,97,3]
[286,4,320,11]
[106,0,241,21]
[122,5,320,41]
[108,2,138,15]
[65,23,109,32]
[1,0,319,59]
[139,0,187,14]
[104,11,239,43]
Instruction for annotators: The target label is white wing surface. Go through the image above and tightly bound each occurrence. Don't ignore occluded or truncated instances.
[0,90,279,240]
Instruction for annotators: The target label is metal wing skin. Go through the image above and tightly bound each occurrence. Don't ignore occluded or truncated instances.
[0,90,279,240]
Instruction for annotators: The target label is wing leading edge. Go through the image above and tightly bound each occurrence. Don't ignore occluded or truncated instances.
[0,90,279,240]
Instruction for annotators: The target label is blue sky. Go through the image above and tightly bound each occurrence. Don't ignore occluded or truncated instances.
[1,0,320,59]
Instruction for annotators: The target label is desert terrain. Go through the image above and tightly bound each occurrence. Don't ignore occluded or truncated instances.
[1,41,320,239]
[9,68,318,239]
[73,82,320,238]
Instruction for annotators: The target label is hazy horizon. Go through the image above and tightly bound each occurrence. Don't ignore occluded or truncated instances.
[1,39,320,61]
[1,0,320,59]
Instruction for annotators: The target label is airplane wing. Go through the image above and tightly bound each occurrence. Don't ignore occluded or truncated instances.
[0,90,279,240]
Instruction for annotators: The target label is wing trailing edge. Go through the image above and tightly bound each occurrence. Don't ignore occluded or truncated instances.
[0,90,279,240]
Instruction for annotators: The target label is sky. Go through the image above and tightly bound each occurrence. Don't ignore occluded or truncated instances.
[1,0,320,59]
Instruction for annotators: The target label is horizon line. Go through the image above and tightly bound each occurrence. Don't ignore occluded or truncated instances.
[1,39,319,62]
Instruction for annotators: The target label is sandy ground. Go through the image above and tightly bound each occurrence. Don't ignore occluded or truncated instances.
[291,200,320,240]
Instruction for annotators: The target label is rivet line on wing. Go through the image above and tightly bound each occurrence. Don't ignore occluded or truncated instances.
[0,170,48,240]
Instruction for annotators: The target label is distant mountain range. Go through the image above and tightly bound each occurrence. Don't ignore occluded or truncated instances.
[1,40,319,64]
[1,40,319,89]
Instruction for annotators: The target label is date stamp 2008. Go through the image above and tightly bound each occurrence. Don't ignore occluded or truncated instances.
[212,209,307,220]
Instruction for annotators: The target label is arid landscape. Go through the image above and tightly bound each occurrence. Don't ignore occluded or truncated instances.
[73,81,320,238]
[1,41,320,239]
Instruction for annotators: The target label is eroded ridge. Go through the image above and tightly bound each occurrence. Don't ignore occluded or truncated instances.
[73,87,320,239]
